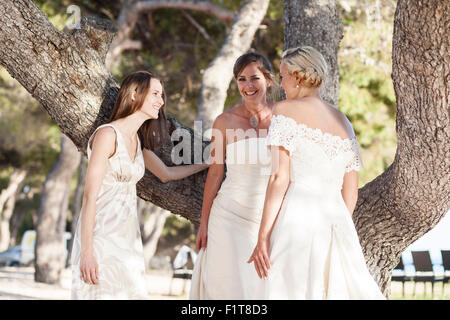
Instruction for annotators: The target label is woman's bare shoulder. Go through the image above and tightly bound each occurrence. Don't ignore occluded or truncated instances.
[90,125,117,155]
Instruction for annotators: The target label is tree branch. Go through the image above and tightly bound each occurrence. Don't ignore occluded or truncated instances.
[182,10,217,46]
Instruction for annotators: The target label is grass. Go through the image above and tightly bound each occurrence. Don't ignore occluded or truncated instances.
[390,281,450,300]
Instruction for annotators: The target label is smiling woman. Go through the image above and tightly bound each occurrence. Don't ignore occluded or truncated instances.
[70,71,209,300]
[190,52,278,300]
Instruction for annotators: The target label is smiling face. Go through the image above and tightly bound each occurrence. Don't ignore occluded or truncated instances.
[236,62,270,103]
[139,78,164,119]
[279,62,300,100]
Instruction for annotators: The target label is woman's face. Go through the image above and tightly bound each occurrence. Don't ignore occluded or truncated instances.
[140,78,164,119]
[236,62,270,103]
[279,62,299,100]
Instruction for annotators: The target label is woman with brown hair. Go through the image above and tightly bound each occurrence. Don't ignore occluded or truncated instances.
[190,52,278,299]
[71,71,209,299]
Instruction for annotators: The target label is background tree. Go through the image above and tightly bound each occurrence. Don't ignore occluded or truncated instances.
[196,0,270,134]
[34,134,80,284]
[283,0,342,106]
[0,68,60,251]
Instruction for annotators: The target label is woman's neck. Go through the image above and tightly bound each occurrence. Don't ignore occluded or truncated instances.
[294,86,320,100]
[242,99,269,118]
[114,111,148,138]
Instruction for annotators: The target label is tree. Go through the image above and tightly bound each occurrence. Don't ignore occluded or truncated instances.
[0,0,448,297]
[0,66,59,251]
[0,168,27,251]
[34,134,80,284]
[105,0,235,70]
[283,0,342,107]
[196,0,270,134]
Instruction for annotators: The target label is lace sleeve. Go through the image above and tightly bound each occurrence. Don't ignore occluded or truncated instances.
[345,138,364,172]
[266,114,298,154]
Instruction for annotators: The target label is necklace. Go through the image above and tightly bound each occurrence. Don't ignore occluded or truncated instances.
[246,106,271,128]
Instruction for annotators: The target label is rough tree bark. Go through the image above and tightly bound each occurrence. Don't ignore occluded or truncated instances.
[105,0,235,69]
[283,0,343,107]
[0,168,28,251]
[34,134,81,284]
[284,0,449,297]
[196,0,270,134]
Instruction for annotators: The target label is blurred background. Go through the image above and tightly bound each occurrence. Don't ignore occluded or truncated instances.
[0,0,448,300]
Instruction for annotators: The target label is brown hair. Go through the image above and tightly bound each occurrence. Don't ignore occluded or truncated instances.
[109,70,169,151]
[233,52,279,101]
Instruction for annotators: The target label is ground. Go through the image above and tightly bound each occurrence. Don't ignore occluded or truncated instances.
[0,266,190,300]
[0,266,448,300]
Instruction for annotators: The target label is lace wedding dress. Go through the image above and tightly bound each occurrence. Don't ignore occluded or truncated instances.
[71,124,148,299]
[259,114,385,299]
[190,137,271,299]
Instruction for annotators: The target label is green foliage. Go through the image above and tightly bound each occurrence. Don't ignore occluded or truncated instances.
[338,1,397,186]
[161,214,195,245]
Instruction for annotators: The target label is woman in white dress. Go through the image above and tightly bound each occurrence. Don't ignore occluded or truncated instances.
[190,52,278,299]
[248,47,386,299]
[71,71,209,299]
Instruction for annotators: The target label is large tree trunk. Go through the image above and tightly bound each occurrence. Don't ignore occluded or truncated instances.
[0,168,27,251]
[353,0,450,296]
[0,0,208,225]
[34,134,81,284]
[283,0,343,106]
[196,0,270,134]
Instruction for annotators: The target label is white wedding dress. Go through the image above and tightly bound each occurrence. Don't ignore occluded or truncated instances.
[71,124,148,299]
[190,137,271,299]
[258,114,385,299]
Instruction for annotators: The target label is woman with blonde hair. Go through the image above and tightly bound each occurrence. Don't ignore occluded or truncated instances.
[71,71,209,299]
[248,47,385,299]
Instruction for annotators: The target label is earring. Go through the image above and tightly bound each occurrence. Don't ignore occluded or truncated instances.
[296,84,299,88]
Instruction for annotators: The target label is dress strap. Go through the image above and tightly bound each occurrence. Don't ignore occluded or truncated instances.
[87,123,120,159]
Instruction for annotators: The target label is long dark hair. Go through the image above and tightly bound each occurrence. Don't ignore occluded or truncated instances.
[109,70,169,151]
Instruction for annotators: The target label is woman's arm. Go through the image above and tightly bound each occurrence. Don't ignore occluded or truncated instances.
[80,127,116,285]
[341,170,359,216]
[248,145,291,279]
[142,148,209,183]
[195,115,227,251]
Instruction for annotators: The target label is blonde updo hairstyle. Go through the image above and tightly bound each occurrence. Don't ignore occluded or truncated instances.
[281,46,328,88]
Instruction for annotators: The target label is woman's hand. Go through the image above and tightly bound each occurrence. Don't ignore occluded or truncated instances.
[80,252,99,285]
[195,222,208,251]
[247,237,271,280]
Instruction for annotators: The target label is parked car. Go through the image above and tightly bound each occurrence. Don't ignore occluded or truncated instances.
[0,245,21,266]
[20,230,71,266]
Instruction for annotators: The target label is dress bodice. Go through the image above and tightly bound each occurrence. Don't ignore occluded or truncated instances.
[216,137,271,209]
[87,124,145,188]
[267,114,363,192]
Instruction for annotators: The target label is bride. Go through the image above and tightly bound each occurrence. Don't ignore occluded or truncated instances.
[248,46,386,299]
[190,52,277,299]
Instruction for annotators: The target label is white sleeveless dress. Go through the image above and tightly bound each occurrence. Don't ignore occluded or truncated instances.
[190,137,271,299]
[71,123,148,300]
[258,114,385,299]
